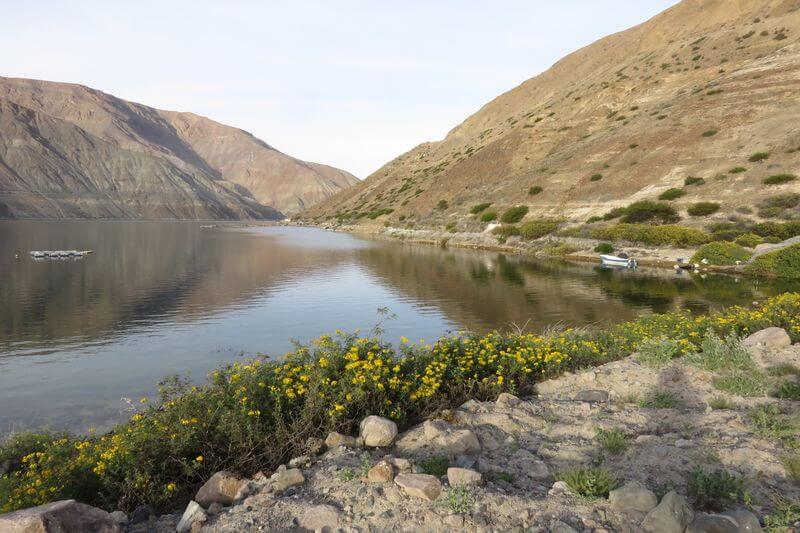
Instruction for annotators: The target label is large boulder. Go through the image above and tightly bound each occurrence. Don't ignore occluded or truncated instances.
[422,420,481,456]
[194,470,246,507]
[721,510,763,532]
[394,473,442,501]
[0,500,121,533]
[686,513,743,533]
[742,327,792,350]
[297,504,340,532]
[641,491,694,533]
[608,480,658,516]
[359,416,398,447]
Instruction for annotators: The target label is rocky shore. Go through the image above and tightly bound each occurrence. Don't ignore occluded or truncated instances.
[3,327,797,533]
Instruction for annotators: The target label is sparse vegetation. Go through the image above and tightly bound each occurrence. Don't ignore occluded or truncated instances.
[635,336,684,367]
[492,225,521,238]
[589,224,709,247]
[437,199,449,210]
[620,201,679,224]
[594,243,614,254]
[685,176,706,186]
[420,456,449,477]
[688,467,744,512]
[702,130,718,137]
[763,174,797,186]
[734,233,764,248]
[748,152,770,163]
[519,220,561,240]
[639,390,680,408]
[500,206,529,224]
[708,396,736,410]
[687,202,721,217]
[596,427,631,455]
[773,380,800,401]
[485,471,516,483]
[748,403,798,440]
[590,174,603,182]
[528,186,543,196]
[446,485,475,514]
[367,208,394,219]
[555,467,619,499]
[658,188,686,201]
[480,211,498,223]
[470,203,492,214]
[690,242,751,265]
[729,167,747,174]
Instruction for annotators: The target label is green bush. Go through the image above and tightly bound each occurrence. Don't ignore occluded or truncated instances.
[620,201,680,224]
[702,130,718,137]
[528,186,543,196]
[589,224,710,247]
[763,174,797,186]
[748,152,770,163]
[752,221,800,240]
[480,211,498,223]
[491,225,520,238]
[639,390,681,408]
[759,193,800,211]
[596,427,630,455]
[635,336,684,367]
[554,467,619,499]
[685,332,753,371]
[437,199,449,210]
[748,403,799,441]
[708,396,736,410]
[685,176,706,186]
[519,220,561,240]
[687,202,721,217]
[594,243,614,254]
[745,243,800,279]
[713,371,768,397]
[470,203,492,214]
[690,242,751,265]
[729,167,747,174]
[420,456,449,477]
[734,233,764,248]
[658,188,686,201]
[589,174,603,182]
[367,208,394,219]
[688,467,744,512]
[773,380,800,400]
[500,206,529,224]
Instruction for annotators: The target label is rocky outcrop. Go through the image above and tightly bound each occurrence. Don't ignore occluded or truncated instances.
[0,77,357,219]
[0,500,121,533]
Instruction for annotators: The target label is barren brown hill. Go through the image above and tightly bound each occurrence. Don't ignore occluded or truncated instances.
[0,77,358,219]
[304,0,800,231]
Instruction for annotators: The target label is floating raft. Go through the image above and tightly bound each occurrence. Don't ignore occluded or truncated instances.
[29,250,93,259]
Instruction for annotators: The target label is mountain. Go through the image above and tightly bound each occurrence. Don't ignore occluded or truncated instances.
[0,77,358,219]
[303,0,800,229]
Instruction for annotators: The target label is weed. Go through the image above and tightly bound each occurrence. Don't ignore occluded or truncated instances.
[749,152,770,163]
[529,186,543,196]
[782,454,800,483]
[480,211,497,223]
[685,176,706,186]
[763,174,797,186]
[590,174,603,182]
[688,467,744,512]
[714,372,768,397]
[501,206,529,224]
[420,456,449,477]
[639,390,680,408]
[685,332,753,372]
[688,202,721,217]
[636,336,684,367]
[446,485,475,514]
[437,200,449,210]
[470,203,492,214]
[708,396,736,410]
[555,467,619,499]
[702,130,718,137]
[486,471,516,483]
[729,167,747,174]
[748,404,797,440]
[763,495,800,532]
[594,243,614,254]
[772,380,800,401]
[596,427,631,455]
[659,188,686,201]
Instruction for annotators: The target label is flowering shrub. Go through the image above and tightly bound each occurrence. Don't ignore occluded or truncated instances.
[2,294,800,513]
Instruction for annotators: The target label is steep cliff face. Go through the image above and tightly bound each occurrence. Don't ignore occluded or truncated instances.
[0,77,358,219]
[303,0,800,227]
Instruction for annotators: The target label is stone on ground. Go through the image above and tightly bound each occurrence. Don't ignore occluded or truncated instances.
[297,504,340,532]
[686,512,747,533]
[324,431,361,448]
[270,465,305,492]
[721,510,763,532]
[574,389,609,402]
[359,415,398,447]
[608,480,658,516]
[742,327,791,350]
[0,500,122,533]
[176,501,207,533]
[496,392,521,407]
[641,491,694,533]
[367,460,394,483]
[394,473,442,501]
[447,467,483,486]
[195,470,246,507]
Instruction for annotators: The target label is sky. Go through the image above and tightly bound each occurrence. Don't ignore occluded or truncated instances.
[1,1,678,178]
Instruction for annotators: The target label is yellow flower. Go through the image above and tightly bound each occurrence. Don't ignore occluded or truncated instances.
[196,455,203,462]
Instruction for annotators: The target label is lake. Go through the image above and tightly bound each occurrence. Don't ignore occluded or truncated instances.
[0,221,794,437]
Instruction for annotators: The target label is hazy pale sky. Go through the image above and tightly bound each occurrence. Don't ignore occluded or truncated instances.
[1,1,677,177]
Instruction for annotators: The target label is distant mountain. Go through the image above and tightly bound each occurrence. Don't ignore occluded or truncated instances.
[304,0,800,228]
[0,77,358,219]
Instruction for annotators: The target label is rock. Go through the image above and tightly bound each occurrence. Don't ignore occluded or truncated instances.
[742,327,791,350]
[574,390,609,402]
[195,470,246,507]
[509,448,550,479]
[270,465,305,492]
[394,473,443,501]
[324,431,361,448]
[288,455,311,468]
[496,392,521,407]
[454,455,477,469]
[551,520,579,533]
[207,502,224,515]
[368,460,394,483]
[608,481,658,516]
[298,504,340,532]
[359,416,398,447]
[548,480,571,496]
[423,419,450,440]
[176,501,207,533]
[675,439,693,448]
[447,467,483,486]
[439,429,482,456]
[304,436,325,455]
[109,511,128,525]
[641,491,694,533]
[128,505,155,525]
[0,500,122,533]
[386,457,412,471]
[686,513,742,533]
[722,510,763,532]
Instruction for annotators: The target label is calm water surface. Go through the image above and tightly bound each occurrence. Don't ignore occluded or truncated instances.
[0,221,794,436]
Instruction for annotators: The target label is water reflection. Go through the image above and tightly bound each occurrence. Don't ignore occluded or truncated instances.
[0,221,794,436]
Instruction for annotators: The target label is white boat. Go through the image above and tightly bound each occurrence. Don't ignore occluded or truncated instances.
[600,253,638,269]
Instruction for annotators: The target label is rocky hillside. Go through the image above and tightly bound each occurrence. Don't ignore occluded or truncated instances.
[0,77,358,219]
[303,0,800,230]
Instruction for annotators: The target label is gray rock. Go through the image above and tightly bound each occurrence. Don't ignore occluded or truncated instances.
[109,511,128,525]
[742,327,791,350]
[551,520,579,533]
[509,448,550,479]
[608,480,658,516]
[128,505,155,524]
[454,455,477,469]
[297,504,341,532]
[270,465,305,492]
[641,491,694,533]
[574,389,609,402]
[439,429,482,456]
[176,501,207,533]
[207,502,225,515]
[359,415,398,447]
[686,512,743,533]
[195,470,246,507]
[394,473,443,500]
[447,467,483,486]
[721,510,764,532]
[385,456,412,472]
[324,431,361,448]
[548,480,571,496]
[0,500,122,533]
[496,392,521,407]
